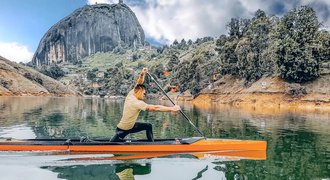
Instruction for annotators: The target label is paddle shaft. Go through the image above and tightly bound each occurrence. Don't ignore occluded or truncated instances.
[146,72,204,137]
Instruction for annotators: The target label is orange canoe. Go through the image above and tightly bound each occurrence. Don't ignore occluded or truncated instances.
[0,137,267,153]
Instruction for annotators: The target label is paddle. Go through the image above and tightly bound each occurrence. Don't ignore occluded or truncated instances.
[146,72,205,137]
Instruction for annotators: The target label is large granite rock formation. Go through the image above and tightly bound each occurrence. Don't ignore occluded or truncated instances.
[32,3,144,65]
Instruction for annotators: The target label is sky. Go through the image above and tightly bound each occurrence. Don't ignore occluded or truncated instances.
[0,0,329,63]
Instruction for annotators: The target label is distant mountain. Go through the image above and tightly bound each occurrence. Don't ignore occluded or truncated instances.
[32,2,145,66]
[0,56,76,96]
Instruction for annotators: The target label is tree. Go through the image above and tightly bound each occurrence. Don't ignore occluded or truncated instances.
[171,57,204,95]
[132,54,140,61]
[156,45,167,54]
[235,38,258,80]
[260,43,279,76]
[253,9,266,20]
[260,15,281,76]
[40,64,65,80]
[189,59,202,95]
[151,63,164,78]
[172,61,190,92]
[275,6,321,82]
[317,30,330,63]
[105,67,126,95]
[215,35,239,75]
[248,9,270,53]
[227,18,240,38]
[195,38,202,44]
[187,39,193,46]
[239,18,251,37]
[241,9,272,81]
[87,70,96,80]
[179,39,187,49]
[167,51,179,71]
[172,39,179,48]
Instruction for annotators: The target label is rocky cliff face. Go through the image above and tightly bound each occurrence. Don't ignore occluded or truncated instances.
[32,3,145,65]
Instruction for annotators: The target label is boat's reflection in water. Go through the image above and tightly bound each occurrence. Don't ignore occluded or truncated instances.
[65,150,266,161]
[40,150,266,180]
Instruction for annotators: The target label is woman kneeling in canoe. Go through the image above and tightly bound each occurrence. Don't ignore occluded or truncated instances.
[110,68,181,142]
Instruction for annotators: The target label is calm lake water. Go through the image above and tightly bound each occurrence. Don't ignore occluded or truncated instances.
[0,97,329,180]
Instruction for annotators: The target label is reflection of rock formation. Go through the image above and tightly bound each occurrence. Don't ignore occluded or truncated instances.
[0,97,124,138]
[0,97,51,126]
[32,98,123,138]
[191,102,330,136]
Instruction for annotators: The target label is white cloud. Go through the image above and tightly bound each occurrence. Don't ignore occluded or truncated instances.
[84,0,330,44]
[131,0,252,44]
[131,0,330,44]
[86,0,115,5]
[0,42,33,63]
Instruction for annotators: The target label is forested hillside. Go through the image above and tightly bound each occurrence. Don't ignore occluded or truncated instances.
[30,6,329,102]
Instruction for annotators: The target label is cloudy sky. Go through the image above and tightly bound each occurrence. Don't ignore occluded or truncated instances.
[1,0,329,63]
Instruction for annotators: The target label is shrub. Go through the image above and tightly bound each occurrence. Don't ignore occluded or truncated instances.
[285,83,307,97]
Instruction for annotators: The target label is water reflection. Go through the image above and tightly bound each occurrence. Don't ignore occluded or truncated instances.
[42,163,151,180]
[64,150,266,161]
[0,97,329,180]
[42,151,267,180]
